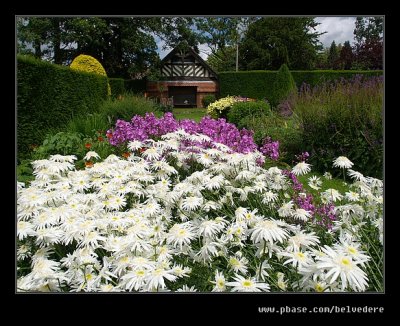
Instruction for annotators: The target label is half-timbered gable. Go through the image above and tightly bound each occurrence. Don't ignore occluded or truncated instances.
[146,46,218,108]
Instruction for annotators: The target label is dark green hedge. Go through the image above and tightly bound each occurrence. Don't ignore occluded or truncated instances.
[219,71,276,100]
[109,78,125,98]
[124,79,146,94]
[219,70,383,100]
[17,55,108,160]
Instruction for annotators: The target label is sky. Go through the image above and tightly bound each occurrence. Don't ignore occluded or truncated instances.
[157,16,357,60]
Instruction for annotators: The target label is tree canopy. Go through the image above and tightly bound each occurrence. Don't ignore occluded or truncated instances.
[239,17,323,70]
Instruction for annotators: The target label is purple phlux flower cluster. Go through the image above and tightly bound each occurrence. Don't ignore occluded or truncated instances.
[283,169,336,230]
[282,170,303,192]
[315,203,337,230]
[295,151,310,163]
[107,113,258,154]
[259,137,280,161]
[295,193,315,215]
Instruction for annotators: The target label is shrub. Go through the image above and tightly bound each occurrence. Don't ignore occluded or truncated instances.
[17,55,108,161]
[108,78,125,98]
[206,96,237,119]
[294,75,383,178]
[70,54,111,95]
[66,112,110,137]
[227,100,271,126]
[240,112,304,164]
[270,64,296,108]
[98,93,158,123]
[202,94,216,108]
[31,131,86,159]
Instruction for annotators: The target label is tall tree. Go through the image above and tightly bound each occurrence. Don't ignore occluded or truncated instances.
[353,17,383,70]
[17,17,166,78]
[339,41,354,70]
[239,17,323,70]
[327,41,339,69]
[206,45,237,72]
[195,17,257,70]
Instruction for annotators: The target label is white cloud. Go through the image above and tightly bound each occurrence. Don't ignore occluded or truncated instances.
[315,17,357,48]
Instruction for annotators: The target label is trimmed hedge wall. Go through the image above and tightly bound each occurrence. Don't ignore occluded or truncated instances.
[219,70,383,100]
[219,71,276,100]
[109,78,125,98]
[124,79,146,94]
[17,55,108,160]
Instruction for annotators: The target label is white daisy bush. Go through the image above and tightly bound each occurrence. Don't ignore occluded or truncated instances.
[17,132,383,292]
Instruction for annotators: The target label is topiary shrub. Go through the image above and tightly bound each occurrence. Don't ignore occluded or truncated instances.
[227,100,271,127]
[70,54,111,95]
[270,64,296,108]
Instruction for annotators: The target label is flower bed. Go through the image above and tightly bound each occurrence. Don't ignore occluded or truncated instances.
[17,129,383,292]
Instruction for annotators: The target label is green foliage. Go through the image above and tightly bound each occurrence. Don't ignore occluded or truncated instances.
[239,17,323,70]
[32,132,86,159]
[108,78,125,98]
[227,100,271,126]
[294,76,383,178]
[16,160,35,184]
[270,64,296,107]
[206,46,237,72]
[219,70,383,100]
[202,94,216,108]
[17,55,108,161]
[66,113,110,136]
[124,79,146,94]
[17,17,162,78]
[98,93,158,123]
[327,41,339,69]
[31,131,117,169]
[219,71,277,99]
[240,112,304,164]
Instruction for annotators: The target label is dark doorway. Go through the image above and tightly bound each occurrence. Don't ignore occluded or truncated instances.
[169,86,197,107]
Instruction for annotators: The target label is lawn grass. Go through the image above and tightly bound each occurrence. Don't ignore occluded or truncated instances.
[172,107,207,122]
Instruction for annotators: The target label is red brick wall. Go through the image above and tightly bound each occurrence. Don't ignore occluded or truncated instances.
[147,80,218,108]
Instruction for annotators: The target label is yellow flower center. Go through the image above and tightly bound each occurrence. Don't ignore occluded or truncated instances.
[218,280,225,288]
[120,256,129,263]
[315,284,324,292]
[86,274,93,281]
[136,270,145,277]
[296,252,305,259]
[229,258,240,266]
[348,247,357,255]
[243,280,253,287]
[341,258,351,265]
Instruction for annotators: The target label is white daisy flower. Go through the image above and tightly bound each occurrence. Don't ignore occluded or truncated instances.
[333,156,354,169]
[308,175,322,190]
[250,219,289,245]
[83,151,100,161]
[226,274,270,292]
[211,270,226,292]
[292,162,311,176]
[293,208,312,222]
[316,246,368,292]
